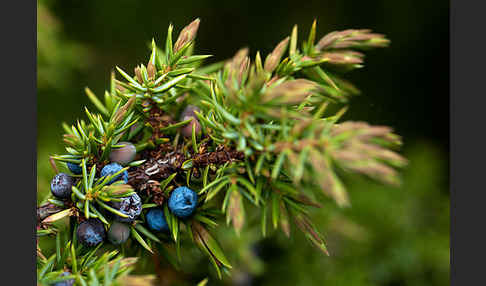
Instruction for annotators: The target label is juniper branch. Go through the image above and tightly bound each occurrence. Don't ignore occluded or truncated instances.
[38,18,406,283]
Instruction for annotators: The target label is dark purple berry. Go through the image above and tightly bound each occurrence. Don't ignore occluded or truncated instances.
[109,141,136,165]
[51,271,74,286]
[146,208,169,232]
[100,162,128,184]
[168,186,198,218]
[67,162,82,175]
[107,221,130,245]
[180,105,201,138]
[76,218,106,247]
[50,173,75,199]
[110,193,142,222]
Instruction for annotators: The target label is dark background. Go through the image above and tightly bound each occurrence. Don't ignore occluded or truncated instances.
[37,0,449,285]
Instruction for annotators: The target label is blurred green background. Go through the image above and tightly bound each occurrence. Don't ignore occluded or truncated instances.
[37,0,449,285]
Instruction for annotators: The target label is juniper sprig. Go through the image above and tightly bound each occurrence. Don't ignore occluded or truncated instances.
[37,18,406,283]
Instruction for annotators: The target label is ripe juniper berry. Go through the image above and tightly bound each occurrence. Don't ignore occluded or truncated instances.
[100,162,128,184]
[50,173,75,199]
[107,221,130,245]
[66,162,82,175]
[110,193,142,222]
[51,271,74,286]
[109,141,136,165]
[76,218,106,247]
[168,186,198,218]
[146,208,169,232]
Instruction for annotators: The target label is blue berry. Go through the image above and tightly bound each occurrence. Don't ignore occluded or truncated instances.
[100,162,128,184]
[51,271,74,286]
[110,193,142,222]
[109,141,137,165]
[67,162,82,175]
[168,186,198,218]
[76,218,106,247]
[146,208,169,232]
[107,221,130,245]
[50,173,75,199]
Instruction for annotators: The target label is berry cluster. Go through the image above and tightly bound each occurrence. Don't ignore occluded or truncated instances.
[49,130,200,248]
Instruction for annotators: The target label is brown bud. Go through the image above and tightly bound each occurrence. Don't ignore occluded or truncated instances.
[174,18,200,53]
[134,66,143,83]
[147,61,156,80]
[316,29,389,51]
[264,79,320,104]
[225,48,249,88]
[226,48,249,74]
[113,96,136,124]
[264,37,290,73]
[316,30,350,51]
[321,50,364,65]
[237,56,250,84]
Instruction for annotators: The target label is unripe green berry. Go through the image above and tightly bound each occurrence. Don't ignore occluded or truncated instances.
[109,141,136,165]
[107,221,130,245]
[180,105,201,138]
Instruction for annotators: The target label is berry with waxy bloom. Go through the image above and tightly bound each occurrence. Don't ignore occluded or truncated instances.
[67,162,82,175]
[100,162,128,184]
[50,173,75,199]
[76,218,106,247]
[168,186,198,218]
[146,208,169,232]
